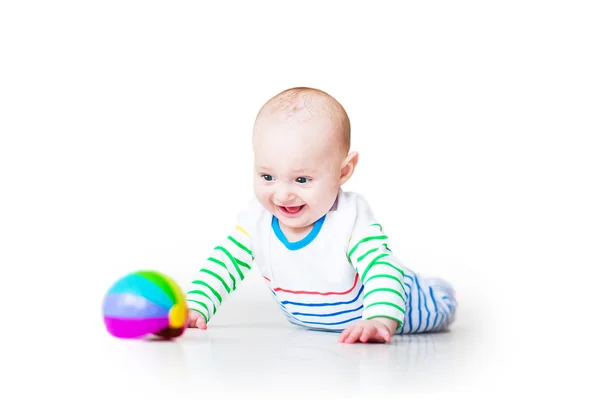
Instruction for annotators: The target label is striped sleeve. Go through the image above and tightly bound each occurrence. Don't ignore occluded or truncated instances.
[186,220,255,323]
[347,200,407,329]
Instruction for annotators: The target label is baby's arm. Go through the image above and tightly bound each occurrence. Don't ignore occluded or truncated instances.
[186,223,254,329]
[341,200,407,343]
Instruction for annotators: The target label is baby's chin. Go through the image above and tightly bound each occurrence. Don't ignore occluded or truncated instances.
[277,213,322,231]
[279,219,312,230]
[272,206,303,221]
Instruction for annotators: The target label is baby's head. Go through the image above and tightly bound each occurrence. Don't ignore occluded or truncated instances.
[252,87,358,232]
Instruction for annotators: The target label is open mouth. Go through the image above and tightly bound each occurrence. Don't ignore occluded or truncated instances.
[278,205,305,216]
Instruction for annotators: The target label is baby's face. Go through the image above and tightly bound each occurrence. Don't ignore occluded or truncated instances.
[252,115,345,232]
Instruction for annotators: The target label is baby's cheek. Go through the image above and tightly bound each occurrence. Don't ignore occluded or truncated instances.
[314,184,338,207]
[255,191,273,212]
[306,192,323,209]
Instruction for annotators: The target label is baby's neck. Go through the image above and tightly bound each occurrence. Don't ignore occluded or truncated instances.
[279,222,314,242]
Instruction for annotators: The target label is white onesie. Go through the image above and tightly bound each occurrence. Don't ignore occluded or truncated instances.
[186,189,457,334]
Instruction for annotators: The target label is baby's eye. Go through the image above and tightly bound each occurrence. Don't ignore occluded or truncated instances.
[261,174,274,182]
[296,177,310,184]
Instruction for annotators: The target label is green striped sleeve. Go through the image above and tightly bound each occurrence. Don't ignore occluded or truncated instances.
[186,223,254,323]
[348,222,407,326]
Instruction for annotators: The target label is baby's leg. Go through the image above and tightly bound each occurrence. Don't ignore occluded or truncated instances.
[397,270,457,334]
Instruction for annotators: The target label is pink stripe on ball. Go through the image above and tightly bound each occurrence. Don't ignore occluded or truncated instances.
[104,316,169,339]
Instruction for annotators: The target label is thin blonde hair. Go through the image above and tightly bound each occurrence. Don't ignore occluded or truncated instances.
[254,87,351,153]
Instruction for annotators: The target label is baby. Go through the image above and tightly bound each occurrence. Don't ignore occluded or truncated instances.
[185,87,457,344]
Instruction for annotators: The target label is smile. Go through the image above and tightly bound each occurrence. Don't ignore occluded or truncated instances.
[277,205,305,216]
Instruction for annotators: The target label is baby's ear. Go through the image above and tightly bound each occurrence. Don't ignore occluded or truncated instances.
[340,151,359,185]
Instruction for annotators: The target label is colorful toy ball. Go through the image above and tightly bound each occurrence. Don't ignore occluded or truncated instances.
[102,270,188,339]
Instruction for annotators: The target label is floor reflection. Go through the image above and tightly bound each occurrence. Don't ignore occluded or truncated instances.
[175,323,465,394]
[95,317,478,397]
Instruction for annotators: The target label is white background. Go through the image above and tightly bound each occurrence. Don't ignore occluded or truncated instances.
[1,0,599,397]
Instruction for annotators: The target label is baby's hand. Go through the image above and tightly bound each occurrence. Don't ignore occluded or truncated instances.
[187,309,207,330]
[338,318,397,344]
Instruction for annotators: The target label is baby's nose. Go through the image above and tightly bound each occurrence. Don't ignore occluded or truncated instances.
[275,188,297,203]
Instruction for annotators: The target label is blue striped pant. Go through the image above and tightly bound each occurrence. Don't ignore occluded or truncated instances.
[398,270,457,334]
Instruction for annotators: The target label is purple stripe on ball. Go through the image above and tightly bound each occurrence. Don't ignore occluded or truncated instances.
[103,293,169,319]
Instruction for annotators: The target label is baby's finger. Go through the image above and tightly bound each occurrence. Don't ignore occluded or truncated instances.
[345,326,364,344]
[360,325,375,343]
[376,326,392,342]
[339,328,351,342]
[196,317,207,330]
